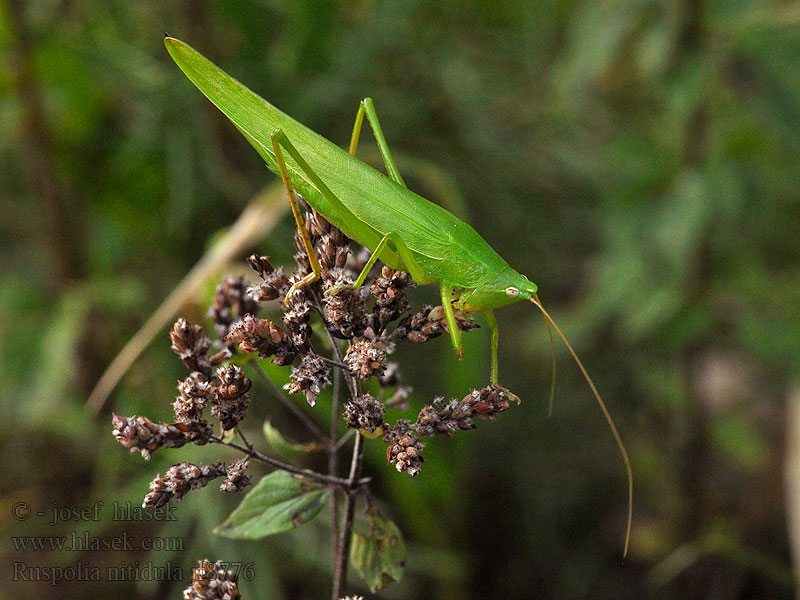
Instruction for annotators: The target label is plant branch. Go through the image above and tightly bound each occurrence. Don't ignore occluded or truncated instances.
[319,355,349,370]
[333,429,356,453]
[210,437,368,489]
[329,366,342,597]
[248,358,329,444]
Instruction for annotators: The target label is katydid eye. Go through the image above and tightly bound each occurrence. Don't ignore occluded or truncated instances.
[505,287,519,298]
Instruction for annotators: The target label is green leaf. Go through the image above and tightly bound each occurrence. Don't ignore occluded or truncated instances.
[213,471,329,539]
[350,508,406,592]
[263,420,321,458]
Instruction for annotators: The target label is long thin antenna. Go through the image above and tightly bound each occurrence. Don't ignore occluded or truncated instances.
[531,294,632,559]
[542,309,557,417]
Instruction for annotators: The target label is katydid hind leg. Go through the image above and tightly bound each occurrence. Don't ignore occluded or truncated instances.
[349,98,406,186]
[271,128,399,263]
[270,129,322,304]
[530,294,633,559]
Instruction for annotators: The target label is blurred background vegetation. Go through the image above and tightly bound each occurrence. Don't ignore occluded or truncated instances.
[2,0,800,598]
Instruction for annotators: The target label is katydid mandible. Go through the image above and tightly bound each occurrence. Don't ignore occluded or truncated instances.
[165,36,632,556]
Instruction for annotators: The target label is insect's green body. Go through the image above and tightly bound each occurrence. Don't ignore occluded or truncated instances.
[164,38,537,320]
[165,38,631,555]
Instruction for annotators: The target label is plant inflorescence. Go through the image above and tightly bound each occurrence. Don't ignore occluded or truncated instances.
[112,201,515,598]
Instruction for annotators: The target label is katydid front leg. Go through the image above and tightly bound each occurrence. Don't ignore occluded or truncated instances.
[324,233,391,297]
[483,310,499,384]
[440,283,464,360]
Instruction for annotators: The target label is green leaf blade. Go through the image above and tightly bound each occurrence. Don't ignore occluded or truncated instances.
[350,509,406,592]
[214,471,329,540]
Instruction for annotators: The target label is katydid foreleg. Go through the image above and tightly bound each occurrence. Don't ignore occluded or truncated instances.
[439,283,464,361]
[324,233,392,296]
[482,310,499,384]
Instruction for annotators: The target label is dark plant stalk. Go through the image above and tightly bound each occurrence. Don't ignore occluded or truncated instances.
[333,429,355,453]
[320,306,363,600]
[329,367,342,584]
[319,356,349,370]
[332,432,365,599]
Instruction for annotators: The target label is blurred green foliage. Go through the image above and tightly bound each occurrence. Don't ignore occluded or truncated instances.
[2,1,799,598]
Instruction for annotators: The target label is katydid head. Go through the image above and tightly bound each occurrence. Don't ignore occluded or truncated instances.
[458,268,537,312]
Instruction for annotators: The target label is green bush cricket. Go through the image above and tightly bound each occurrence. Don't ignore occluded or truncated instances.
[164,36,632,556]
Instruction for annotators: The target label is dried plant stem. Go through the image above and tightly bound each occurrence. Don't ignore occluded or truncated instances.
[332,432,365,599]
[329,367,342,579]
[319,355,349,370]
[248,358,329,444]
[211,437,367,489]
[333,429,356,453]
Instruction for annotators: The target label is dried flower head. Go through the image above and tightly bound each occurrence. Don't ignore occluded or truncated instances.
[461,385,513,420]
[184,559,241,600]
[219,458,251,494]
[174,377,211,425]
[384,420,425,477]
[412,385,511,440]
[391,304,478,344]
[170,318,229,376]
[343,393,386,435]
[284,353,331,407]
[370,266,411,330]
[384,385,412,411]
[344,337,386,380]
[209,275,259,339]
[211,365,251,431]
[282,290,313,354]
[143,461,225,508]
[247,254,290,303]
[323,276,369,339]
[415,396,475,437]
[225,315,292,361]
[112,414,190,459]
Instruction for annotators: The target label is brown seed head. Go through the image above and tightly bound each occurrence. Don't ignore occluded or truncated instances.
[170,319,213,375]
[247,254,290,303]
[211,365,251,430]
[383,420,425,477]
[184,559,241,600]
[344,337,386,379]
[219,458,252,494]
[111,414,190,459]
[142,461,225,508]
[462,385,512,420]
[284,353,331,407]
[415,396,475,437]
[343,393,386,434]
[370,266,412,330]
[208,275,259,339]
